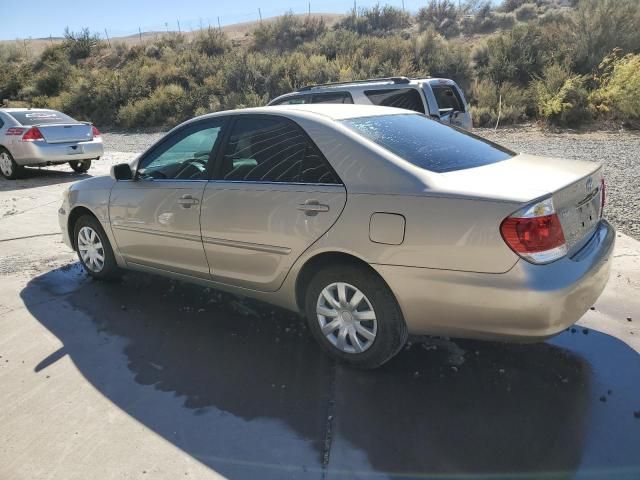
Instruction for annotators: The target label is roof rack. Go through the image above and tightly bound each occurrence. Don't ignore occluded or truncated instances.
[298,76,411,92]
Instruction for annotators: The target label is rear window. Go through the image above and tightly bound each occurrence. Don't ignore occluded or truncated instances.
[8,110,76,126]
[364,88,425,114]
[432,85,464,113]
[342,114,515,173]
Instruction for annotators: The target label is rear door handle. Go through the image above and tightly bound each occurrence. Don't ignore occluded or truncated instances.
[298,200,329,216]
[178,194,200,208]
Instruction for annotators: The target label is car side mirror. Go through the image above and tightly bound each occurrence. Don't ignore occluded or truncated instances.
[111,163,133,181]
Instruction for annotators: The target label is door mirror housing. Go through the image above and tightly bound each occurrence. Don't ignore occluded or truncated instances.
[111,163,133,181]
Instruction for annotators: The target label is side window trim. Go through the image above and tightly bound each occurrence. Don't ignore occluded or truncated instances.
[135,116,229,182]
[209,113,344,186]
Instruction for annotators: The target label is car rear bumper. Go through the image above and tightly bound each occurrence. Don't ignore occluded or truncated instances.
[373,220,615,341]
[11,139,103,166]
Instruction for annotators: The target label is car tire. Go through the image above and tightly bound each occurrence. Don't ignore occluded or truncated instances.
[69,159,91,173]
[73,214,121,280]
[304,264,408,369]
[0,148,24,180]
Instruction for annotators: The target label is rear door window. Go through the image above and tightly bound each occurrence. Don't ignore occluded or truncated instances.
[342,114,514,173]
[217,116,339,184]
[311,92,354,104]
[364,88,425,114]
[8,110,76,126]
[432,85,465,113]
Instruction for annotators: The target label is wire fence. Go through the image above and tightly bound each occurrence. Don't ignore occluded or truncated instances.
[3,0,431,42]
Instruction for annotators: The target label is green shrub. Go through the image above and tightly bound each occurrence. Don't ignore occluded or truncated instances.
[469,79,528,126]
[417,0,459,37]
[461,8,515,35]
[117,84,187,128]
[589,52,640,127]
[514,3,538,21]
[63,28,103,64]
[573,0,640,74]
[500,0,527,12]
[413,28,472,88]
[193,28,230,56]
[337,5,411,35]
[253,13,326,51]
[531,64,590,126]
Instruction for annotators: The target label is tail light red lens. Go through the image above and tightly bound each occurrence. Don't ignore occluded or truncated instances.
[500,198,567,264]
[91,125,101,137]
[21,127,44,141]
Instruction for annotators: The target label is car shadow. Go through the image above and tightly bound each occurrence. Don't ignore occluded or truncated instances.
[0,167,90,191]
[20,264,640,479]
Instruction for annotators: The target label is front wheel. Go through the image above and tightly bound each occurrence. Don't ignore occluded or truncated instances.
[0,148,23,180]
[304,264,407,369]
[69,159,91,173]
[73,214,121,280]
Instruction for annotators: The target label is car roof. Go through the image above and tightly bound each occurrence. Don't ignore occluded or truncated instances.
[195,104,413,123]
[268,77,462,105]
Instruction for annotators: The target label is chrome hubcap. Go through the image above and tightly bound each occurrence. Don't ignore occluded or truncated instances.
[77,226,105,272]
[0,153,13,177]
[316,282,377,354]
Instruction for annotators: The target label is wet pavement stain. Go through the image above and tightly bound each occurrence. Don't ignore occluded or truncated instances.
[22,264,640,479]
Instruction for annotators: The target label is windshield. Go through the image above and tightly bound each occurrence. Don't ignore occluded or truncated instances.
[342,114,515,173]
[8,110,77,126]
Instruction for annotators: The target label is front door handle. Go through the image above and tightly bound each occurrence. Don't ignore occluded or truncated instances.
[178,194,200,208]
[298,200,329,216]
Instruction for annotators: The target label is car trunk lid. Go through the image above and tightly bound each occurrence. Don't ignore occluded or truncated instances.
[36,123,93,144]
[437,153,603,251]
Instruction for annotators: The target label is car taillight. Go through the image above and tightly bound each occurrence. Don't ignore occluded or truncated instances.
[600,177,605,217]
[22,127,44,141]
[500,197,567,264]
[91,125,101,137]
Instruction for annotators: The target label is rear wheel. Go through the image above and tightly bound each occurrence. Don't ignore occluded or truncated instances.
[304,264,407,369]
[0,149,23,180]
[69,159,91,173]
[73,214,121,280]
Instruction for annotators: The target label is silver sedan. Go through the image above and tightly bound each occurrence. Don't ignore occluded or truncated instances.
[57,104,614,368]
[0,108,103,179]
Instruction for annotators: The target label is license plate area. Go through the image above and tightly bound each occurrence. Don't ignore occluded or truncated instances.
[67,145,84,155]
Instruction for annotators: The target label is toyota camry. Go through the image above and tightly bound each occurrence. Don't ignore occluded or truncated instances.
[58,104,614,368]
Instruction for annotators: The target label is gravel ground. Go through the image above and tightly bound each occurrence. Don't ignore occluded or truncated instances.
[477,126,640,240]
[102,126,640,240]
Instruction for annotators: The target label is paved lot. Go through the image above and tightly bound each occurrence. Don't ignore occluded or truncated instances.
[1,133,639,479]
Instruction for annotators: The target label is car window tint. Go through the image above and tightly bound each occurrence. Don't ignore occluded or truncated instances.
[219,116,339,184]
[364,88,425,113]
[311,92,354,104]
[342,114,514,173]
[432,85,464,113]
[138,122,223,180]
[8,110,76,126]
[272,96,308,105]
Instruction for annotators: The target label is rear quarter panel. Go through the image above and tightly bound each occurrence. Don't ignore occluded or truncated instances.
[315,193,520,273]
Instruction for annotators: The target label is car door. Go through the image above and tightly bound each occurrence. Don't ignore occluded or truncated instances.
[109,118,227,278]
[201,114,347,292]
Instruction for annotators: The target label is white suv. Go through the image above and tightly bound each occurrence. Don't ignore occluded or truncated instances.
[268,76,473,130]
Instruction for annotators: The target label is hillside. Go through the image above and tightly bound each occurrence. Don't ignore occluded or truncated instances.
[1,1,639,129]
[0,13,345,57]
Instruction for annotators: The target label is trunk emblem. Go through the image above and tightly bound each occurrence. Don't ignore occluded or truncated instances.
[586,177,593,191]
